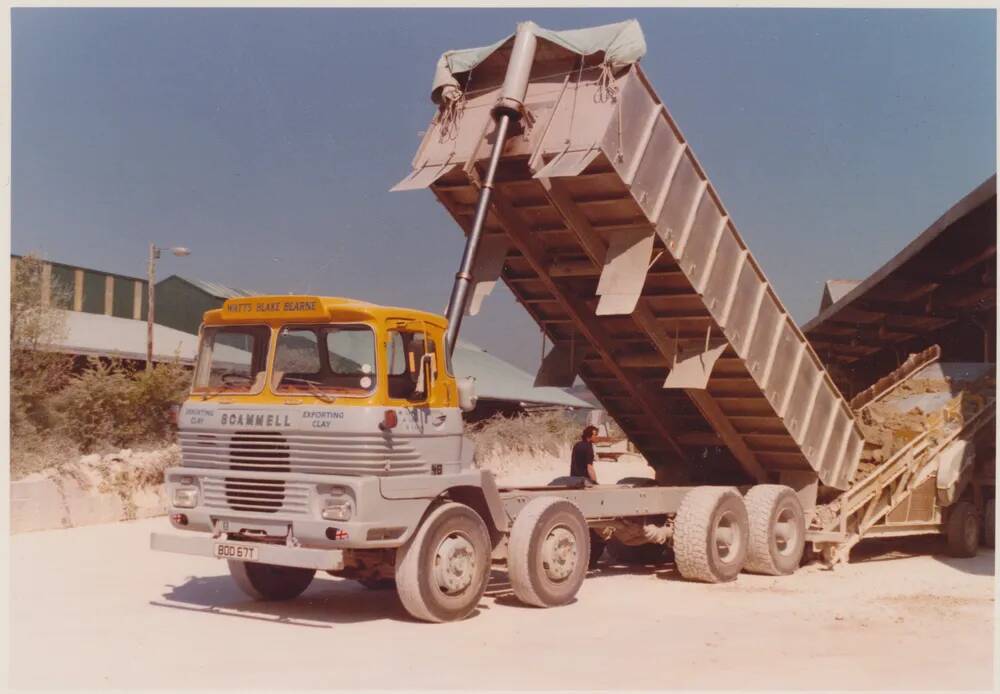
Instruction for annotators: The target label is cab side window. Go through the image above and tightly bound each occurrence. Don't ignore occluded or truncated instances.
[386,330,437,401]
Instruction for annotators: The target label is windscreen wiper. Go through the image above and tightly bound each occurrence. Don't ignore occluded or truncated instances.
[281,377,337,403]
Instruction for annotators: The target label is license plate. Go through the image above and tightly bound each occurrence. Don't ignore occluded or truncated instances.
[213,542,259,562]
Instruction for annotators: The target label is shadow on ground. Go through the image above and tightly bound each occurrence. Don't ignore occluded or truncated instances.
[153,573,420,626]
[154,556,686,626]
[153,536,994,627]
[848,535,995,576]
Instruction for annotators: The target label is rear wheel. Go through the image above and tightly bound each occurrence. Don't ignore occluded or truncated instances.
[946,501,979,558]
[744,485,806,575]
[228,561,315,601]
[673,487,749,583]
[508,497,590,608]
[983,499,995,549]
[395,502,492,623]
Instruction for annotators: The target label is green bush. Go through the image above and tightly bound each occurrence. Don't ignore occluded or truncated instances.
[54,358,191,453]
[466,409,582,464]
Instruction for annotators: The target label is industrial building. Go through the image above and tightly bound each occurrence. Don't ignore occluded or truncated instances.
[804,174,996,396]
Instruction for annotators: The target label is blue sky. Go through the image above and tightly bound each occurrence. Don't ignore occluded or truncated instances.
[12,8,996,372]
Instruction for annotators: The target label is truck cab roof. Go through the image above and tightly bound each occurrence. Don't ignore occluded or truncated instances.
[203,295,447,329]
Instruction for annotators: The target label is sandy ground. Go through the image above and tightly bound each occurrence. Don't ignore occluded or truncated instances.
[10,457,995,691]
[9,521,994,690]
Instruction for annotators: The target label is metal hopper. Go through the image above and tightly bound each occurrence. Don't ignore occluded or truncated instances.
[395,20,864,491]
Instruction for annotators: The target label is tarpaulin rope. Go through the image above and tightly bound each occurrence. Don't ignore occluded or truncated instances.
[437,88,466,142]
[438,65,475,143]
[594,61,619,103]
[595,61,624,162]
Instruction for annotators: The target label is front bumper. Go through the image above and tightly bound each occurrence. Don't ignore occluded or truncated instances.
[150,532,346,571]
[164,466,432,549]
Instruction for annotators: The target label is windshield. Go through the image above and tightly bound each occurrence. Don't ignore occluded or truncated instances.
[192,325,270,394]
[272,324,377,396]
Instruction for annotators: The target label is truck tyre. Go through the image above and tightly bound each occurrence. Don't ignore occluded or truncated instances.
[394,502,492,623]
[228,561,315,601]
[673,487,749,583]
[946,500,979,557]
[984,499,995,549]
[508,497,590,608]
[606,539,671,565]
[743,484,806,575]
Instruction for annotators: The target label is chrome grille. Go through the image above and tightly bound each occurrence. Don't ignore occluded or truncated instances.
[180,429,428,476]
[202,477,310,516]
[222,432,289,513]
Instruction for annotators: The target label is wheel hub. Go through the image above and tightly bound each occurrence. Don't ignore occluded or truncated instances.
[541,526,578,582]
[774,507,800,556]
[433,533,476,595]
[714,510,742,564]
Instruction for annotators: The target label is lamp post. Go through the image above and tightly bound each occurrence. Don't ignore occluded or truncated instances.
[147,243,191,371]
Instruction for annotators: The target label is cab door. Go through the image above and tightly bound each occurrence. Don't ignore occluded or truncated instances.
[384,319,442,419]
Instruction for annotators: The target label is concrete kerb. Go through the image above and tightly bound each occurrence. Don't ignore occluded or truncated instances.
[10,445,177,533]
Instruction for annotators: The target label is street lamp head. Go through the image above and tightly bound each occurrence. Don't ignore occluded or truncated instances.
[169,247,191,257]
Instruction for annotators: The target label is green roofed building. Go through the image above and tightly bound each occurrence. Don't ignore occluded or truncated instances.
[10,255,149,320]
[151,275,257,335]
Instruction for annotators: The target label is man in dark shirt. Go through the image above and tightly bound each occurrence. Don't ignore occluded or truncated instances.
[570,425,599,484]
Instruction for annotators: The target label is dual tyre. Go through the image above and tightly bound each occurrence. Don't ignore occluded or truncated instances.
[673,484,805,582]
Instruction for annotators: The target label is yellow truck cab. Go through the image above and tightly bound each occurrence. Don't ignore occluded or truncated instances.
[191,295,457,411]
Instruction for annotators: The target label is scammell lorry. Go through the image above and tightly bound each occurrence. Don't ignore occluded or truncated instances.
[152,20,995,622]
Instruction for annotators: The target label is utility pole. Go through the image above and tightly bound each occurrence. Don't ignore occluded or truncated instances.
[147,244,191,371]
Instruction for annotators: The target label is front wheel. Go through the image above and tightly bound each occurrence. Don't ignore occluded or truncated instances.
[395,502,492,623]
[508,497,590,608]
[228,561,316,601]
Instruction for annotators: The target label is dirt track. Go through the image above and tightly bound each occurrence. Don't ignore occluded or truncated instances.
[10,509,995,690]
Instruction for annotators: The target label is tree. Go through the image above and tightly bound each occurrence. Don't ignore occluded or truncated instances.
[10,254,73,436]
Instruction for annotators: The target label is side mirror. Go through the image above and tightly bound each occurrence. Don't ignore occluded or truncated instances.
[413,352,435,399]
[457,377,477,412]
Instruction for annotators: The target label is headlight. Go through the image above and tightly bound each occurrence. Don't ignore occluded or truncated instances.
[322,497,354,521]
[172,486,199,509]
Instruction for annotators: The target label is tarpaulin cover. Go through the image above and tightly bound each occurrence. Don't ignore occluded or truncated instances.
[431,19,646,103]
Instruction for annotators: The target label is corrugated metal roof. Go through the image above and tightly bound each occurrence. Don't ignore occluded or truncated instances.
[49,310,201,364]
[166,276,258,299]
[452,341,593,409]
[804,174,996,392]
[11,254,146,283]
